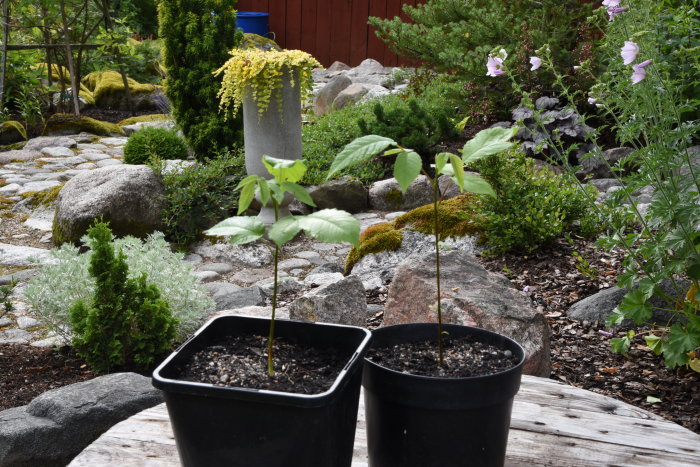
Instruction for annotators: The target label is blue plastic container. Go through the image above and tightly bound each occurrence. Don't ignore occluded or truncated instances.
[236,11,270,36]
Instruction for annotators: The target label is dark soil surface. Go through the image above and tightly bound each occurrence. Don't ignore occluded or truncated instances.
[0,345,96,410]
[174,335,348,395]
[366,336,521,378]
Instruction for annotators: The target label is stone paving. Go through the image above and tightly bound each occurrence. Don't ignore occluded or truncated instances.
[0,130,404,347]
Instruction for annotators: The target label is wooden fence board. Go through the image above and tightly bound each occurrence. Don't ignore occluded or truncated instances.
[234,0,424,67]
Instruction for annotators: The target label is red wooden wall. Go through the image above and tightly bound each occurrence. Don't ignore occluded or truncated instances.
[235,0,424,67]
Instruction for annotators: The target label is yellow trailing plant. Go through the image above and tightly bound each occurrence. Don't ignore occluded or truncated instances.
[215,48,321,119]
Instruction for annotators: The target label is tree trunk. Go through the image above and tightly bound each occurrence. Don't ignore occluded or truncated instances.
[100,0,133,110]
[0,0,10,108]
[60,0,81,115]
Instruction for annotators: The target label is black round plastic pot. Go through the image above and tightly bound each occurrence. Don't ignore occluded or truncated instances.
[362,323,525,467]
[152,315,372,467]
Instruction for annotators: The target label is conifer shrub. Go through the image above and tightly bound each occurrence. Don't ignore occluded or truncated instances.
[69,222,178,373]
[124,127,189,164]
[358,99,456,165]
[158,0,243,159]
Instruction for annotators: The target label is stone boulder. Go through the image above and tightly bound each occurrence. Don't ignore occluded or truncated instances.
[369,175,433,211]
[0,243,56,267]
[193,240,273,268]
[349,230,479,290]
[382,250,551,377]
[289,275,366,326]
[203,282,267,311]
[0,148,41,165]
[567,279,689,325]
[0,373,162,467]
[308,178,368,213]
[42,114,125,137]
[314,74,352,116]
[23,136,77,151]
[0,121,26,144]
[576,147,634,179]
[52,165,166,244]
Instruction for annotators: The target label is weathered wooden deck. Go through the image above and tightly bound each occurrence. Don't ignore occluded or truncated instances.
[69,375,700,466]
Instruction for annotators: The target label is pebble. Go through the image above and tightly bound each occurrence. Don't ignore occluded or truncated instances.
[16,316,39,329]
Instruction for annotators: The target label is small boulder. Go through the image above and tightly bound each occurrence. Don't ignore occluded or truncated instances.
[193,241,272,268]
[289,275,366,326]
[332,83,373,110]
[314,74,352,116]
[382,250,551,377]
[308,178,368,213]
[0,373,162,467]
[576,147,634,179]
[369,175,433,211]
[0,121,27,144]
[203,282,266,311]
[52,165,166,244]
[24,136,77,151]
[42,114,125,137]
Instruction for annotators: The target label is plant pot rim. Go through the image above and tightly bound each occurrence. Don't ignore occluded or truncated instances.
[364,322,526,382]
[153,315,372,402]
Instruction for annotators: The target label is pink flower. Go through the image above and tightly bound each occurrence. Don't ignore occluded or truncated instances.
[486,55,504,77]
[587,97,597,105]
[608,6,628,21]
[621,41,639,65]
[631,59,652,84]
[602,0,621,6]
[529,56,542,71]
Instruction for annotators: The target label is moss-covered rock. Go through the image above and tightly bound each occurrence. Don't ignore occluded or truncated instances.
[239,33,282,51]
[82,71,159,110]
[344,195,486,274]
[42,114,125,137]
[394,194,485,240]
[345,222,403,274]
[20,185,63,207]
[118,114,170,126]
[0,121,27,144]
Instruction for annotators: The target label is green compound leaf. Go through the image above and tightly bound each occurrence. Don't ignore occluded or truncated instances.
[394,150,422,193]
[461,126,516,165]
[268,216,302,247]
[204,216,265,245]
[462,172,496,197]
[449,153,465,192]
[434,152,450,174]
[664,323,700,368]
[644,334,664,355]
[617,289,653,324]
[281,181,316,207]
[262,155,307,183]
[296,209,360,247]
[328,135,396,179]
[237,179,258,215]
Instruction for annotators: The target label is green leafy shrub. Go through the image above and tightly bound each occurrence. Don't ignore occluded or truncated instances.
[154,148,247,248]
[473,150,598,254]
[68,222,177,372]
[124,127,189,164]
[25,231,214,344]
[158,0,243,158]
[358,99,456,165]
[368,0,595,115]
[302,99,392,184]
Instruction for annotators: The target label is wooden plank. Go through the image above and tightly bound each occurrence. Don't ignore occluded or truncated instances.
[69,377,700,467]
[285,0,302,50]
[383,0,404,66]
[506,430,700,467]
[314,0,331,66]
[348,0,370,66]
[366,0,387,62]
[329,0,352,66]
[267,0,286,48]
[299,0,316,56]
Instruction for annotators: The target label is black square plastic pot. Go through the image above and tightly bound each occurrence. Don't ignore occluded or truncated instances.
[152,315,372,467]
[362,323,525,467]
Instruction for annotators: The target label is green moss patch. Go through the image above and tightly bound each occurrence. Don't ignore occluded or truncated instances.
[43,114,125,137]
[82,71,157,103]
[394,194,485,240]
[345,222,403,274]
[118,114,170,126]
[240,33,282,51]
[20,185,63,207]
[0,120,27,142]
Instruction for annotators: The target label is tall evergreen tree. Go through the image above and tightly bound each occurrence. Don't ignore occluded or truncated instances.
[158,0,243,158]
